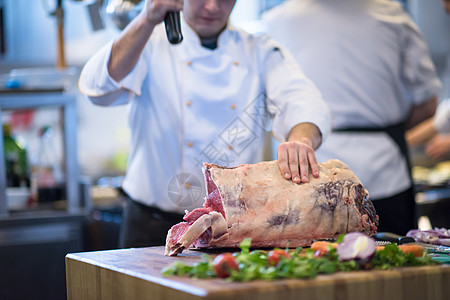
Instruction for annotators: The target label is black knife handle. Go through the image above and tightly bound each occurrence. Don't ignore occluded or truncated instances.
[164,11,183,44]
[374,232,416,244]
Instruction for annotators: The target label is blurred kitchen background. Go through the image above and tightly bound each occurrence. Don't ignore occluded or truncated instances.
[0,0,449,299]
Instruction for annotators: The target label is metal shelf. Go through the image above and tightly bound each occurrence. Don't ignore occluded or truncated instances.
[0,91,80,215]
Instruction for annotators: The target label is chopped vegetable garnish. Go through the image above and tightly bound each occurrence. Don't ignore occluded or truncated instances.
[161,234,440,281]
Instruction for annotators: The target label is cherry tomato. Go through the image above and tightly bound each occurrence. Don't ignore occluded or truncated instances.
[314,248,328,257]
[213,253,239,278]
[267,249,291,266]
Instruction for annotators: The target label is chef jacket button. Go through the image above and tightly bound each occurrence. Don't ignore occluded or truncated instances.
[187,142,193,148]
[228,145,233,150]
[186,100,191,107]
[234,61,239,66]
[185,183,191,189]
[231,104,236,110]
[187,61,192,66]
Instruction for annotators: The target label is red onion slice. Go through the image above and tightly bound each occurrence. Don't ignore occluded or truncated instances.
[407,228,450,246]
[439,238,450,247]
[337,232,376,263]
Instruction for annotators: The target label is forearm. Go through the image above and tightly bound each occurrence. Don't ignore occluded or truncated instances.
[405,118,438,147]
[287,123,322,150]
[404,96,437,130]
[108,13,157,82]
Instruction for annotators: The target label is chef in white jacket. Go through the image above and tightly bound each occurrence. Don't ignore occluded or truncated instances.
[79,0,331,248]
[264,0,441,235]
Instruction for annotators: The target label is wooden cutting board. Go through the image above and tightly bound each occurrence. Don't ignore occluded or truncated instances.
[65,246,450,300]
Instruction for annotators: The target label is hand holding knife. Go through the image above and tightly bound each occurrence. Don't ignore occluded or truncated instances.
[142,0,183,44]
[164,11,183,44]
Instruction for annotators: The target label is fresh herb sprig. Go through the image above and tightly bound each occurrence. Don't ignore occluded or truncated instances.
[371,243,437,270]
[162,254,216,279]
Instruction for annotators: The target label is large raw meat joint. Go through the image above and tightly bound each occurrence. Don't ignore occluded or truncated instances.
[165,159,379,256]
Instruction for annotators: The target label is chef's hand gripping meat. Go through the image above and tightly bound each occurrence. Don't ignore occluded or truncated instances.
[165,159,379,256]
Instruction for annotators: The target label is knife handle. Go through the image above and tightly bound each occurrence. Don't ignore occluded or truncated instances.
[164,11,183,44]
[374,232,415,244]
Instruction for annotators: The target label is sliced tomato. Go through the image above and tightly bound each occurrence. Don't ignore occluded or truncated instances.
[267,249,291,266]
[213,253,239,278]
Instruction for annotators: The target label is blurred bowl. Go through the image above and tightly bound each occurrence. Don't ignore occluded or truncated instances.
[6,187,30,210]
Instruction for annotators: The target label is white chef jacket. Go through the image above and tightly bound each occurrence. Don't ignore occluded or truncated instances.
[264,0,442,199]
[79,17,331,213]
[434,99,450,134]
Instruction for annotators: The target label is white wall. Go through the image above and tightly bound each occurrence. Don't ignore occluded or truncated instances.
[0,0,262,66]
[1,0,118,66]
[408,0,450,100]
[409,0,450,76]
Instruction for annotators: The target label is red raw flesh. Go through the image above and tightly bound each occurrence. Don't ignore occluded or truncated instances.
[183,207,212,225]
[183,172,226,225]
[170,171,226,252]
[203,188,226,219]
[205,169,217,195]
[168,222,190,245]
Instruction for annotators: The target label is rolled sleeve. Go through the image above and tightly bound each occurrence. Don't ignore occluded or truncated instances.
[79,41,149,106]
[277,98,332,143]
[79,41,121,97]
[433,99,450,134]
[263,39,332,142]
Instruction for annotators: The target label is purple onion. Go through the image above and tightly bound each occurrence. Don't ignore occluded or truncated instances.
[337,232,376,264]
[407,229,445,245]
[406,229,420,238]
[438,238,450,247]
[434,228,450,238]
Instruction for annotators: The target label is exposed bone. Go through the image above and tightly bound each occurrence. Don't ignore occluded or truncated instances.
[165,214,212,256]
